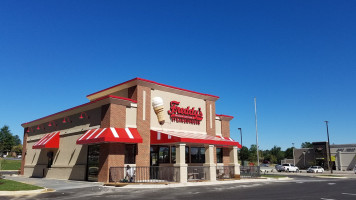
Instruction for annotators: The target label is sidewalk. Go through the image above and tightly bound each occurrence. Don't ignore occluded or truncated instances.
[4,175,281,190]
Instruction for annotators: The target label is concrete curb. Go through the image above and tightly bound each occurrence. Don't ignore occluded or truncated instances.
[315,175,347,179]
[106,178,283,189]
[0,188,53,196]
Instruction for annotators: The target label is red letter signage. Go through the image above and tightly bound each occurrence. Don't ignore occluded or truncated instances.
[167,101,203,125]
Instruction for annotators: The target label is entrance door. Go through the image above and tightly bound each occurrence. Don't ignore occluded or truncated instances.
[150,146,159,179]
[87,144,100,182]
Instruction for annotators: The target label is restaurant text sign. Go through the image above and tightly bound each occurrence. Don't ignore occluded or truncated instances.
[167,101,203,125]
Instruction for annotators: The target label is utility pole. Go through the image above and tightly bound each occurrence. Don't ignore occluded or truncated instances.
[325,121,333,174]
[254,97,259,166]
[238,128,243,165]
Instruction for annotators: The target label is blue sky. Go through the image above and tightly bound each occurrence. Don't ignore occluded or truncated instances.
[0,1,355,150]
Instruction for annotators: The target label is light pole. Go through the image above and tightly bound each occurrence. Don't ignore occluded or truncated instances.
[303,151,306,168]
[325,121,333,174]
[254,97,259,166]
[238,128,243,166]
[292,143,295,166]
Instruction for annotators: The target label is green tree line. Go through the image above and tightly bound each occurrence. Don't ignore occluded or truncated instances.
[239,144,296,165]
[0,125,22,156]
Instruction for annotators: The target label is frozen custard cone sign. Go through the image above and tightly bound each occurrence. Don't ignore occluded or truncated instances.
[168,101,203,125]
[152,97,165,125]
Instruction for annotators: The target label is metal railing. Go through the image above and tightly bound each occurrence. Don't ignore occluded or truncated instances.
[109,166,180,183]
[187,166,207,181]
[240,166,260,178]
[216,166,235,180]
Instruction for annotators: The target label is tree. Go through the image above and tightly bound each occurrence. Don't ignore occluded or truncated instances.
[12,144,23,155]
[301,142,313,148]
[0,125,15,153]
[248,144,257,163]
[270,145,284,164]
[239,146,249,164]
[285,147,294,159]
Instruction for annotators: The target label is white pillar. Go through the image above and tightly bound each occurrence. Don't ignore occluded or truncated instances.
[173,143,187,183]
[203,145,216,181]
[337,151,342,171]
[230,146,240,177]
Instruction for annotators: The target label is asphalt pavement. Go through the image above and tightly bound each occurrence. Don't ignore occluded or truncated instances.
[2,174,356,200]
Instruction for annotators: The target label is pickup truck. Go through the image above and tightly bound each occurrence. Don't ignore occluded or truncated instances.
[280,164,299,172]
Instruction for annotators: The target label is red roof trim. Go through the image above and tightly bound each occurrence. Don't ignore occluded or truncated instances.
[22,95,136,126]
[86,77,220,99]
[216,114,234,119]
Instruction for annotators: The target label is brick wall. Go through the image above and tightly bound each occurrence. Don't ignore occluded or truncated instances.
[221,120,230,138]
[20,130,28,175]
[206,100,216,136]
[135,85,151,167]
[223,147,231,165]
[98,103,126,182]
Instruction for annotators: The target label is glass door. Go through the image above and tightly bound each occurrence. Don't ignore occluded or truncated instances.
[87,144,100,182]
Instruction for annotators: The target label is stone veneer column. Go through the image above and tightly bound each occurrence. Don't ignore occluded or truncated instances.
[230,146,240,178]
[20,129,28,175]
[206,100,216,136]
[174,143,188,183]
[203,145,216,181]
[98,103,126,183]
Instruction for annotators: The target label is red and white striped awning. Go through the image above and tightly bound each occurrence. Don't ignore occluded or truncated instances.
[32,131,60,149]
[76,127,143,145]
[150,130,241,148]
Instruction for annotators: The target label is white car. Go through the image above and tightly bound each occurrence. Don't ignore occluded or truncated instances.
[280,164,299,172]
[307,166,324,173]
[354,166,356,174]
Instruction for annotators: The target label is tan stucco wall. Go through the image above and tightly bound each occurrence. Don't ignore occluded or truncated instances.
[24,132,88,180]
[150,89,207,134]
[215,119,222,136]
[126,106,137,128]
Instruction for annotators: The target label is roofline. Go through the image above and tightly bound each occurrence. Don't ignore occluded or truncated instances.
[86,77,220,99]
[21,95,136,127]
[216,114,234,119]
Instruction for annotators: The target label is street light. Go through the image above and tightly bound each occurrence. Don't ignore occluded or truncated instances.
[238,128,243,166]
[324,121,333,174]
[292,143,295,166]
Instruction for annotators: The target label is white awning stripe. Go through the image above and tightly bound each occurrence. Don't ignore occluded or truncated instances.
[110,128,119,138]
[86,128,100,140]
[78,130,92,141]
[38,133,53,146]
[125,128,134,139]
[43,132,59,144]
[95,128,107,139]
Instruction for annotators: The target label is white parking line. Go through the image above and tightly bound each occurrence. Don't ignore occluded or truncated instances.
[342,193,356,196]
[328,183,336,185]
[320,198,335,200]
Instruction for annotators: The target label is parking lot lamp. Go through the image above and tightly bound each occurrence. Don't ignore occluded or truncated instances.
[324,121,333,174]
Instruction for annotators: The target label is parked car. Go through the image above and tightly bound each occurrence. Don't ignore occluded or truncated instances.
[275,165,284,172]
[307,166,324,173]
[353,165,356,174]
[280,164,299,172]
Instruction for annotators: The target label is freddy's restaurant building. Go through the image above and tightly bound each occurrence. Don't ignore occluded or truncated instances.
[21,78,241,183]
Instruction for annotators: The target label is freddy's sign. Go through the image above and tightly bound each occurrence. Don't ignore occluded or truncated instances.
[167,101,203,125]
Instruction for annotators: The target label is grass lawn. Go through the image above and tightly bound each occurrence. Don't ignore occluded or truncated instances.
[0,159,21,170]
[0,179,43,191]
[261,174,287,179]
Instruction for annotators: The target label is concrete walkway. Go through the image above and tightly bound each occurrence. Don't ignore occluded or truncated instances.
[4,175,103,191]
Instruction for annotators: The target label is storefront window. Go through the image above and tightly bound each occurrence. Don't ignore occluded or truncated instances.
[216,148,223,163]
[125,144,136,164]
[171,146,176,163]
[191,147,205,163]
[186,146,190,163]
[159,146,170,163]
